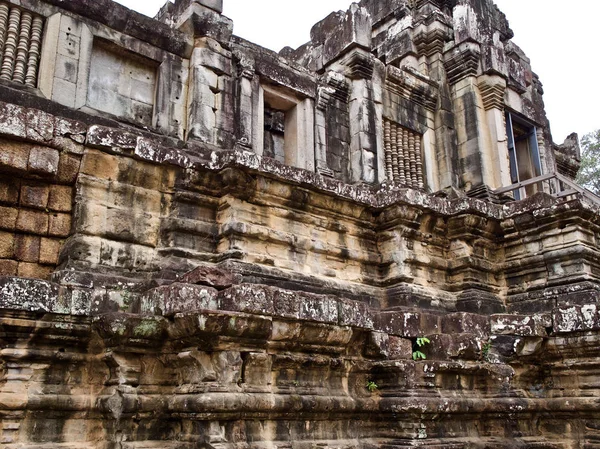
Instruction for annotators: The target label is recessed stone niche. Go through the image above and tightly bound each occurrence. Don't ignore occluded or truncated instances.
[87,40,158,126]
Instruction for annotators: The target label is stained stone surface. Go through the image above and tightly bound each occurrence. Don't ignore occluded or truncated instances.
[0,0,598,448]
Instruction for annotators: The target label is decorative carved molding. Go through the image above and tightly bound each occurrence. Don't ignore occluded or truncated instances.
[414,25,450,58]
[317,71,349,110]
[385,64,439,112]
[341,50,374,80]
[478,75,506,111]
[444,42,481,85]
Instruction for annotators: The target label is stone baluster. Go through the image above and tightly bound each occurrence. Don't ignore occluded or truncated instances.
[0,4,9,57]
[403,127,410,186]
[24,15,42,87]
[1,7,21,80]
[384,119,393,180]
[13,11,31,84]
[416,134,424,189]
[409,132,417,187]
[391,123,399,182]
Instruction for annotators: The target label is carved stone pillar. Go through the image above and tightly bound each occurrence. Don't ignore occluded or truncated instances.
[444,42,495,193]
[234,52,255,149]
[478,74,511,189]
[315,71,349,178]
[346,50,378,184]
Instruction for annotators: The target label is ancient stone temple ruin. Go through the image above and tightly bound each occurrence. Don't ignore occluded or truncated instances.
[0,0,599,447]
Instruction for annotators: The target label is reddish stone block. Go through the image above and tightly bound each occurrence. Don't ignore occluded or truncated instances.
[0,231,14,258]
[48,213,72,237]
[0,178,20,204]
[0,139,30,172]
[16,209,49,235]
[14,234,41,262]
[48,185,73,212]
[39,237,61,265]
[20,182,50,209]
[17,262,53,280]
[0,206,18,230]
[80,150,119,180]
[0,259,18,276]
[57,153,81,184]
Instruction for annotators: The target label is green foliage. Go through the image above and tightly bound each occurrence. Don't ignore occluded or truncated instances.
[481,341,492,362]
[576,129,600,195]
[366,380,378,392]
[412,337,431,360]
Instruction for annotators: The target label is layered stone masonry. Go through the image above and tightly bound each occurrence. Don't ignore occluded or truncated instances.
[0,0,597,448]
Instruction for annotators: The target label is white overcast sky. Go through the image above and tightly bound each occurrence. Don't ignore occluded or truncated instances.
[115,0,599,143]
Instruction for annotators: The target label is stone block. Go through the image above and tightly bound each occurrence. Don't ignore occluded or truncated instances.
[39,238,62,265]
[442,312,490,337]
[364,331,390,358]
[142,283,219,316]
[389,335,413,360]
[180,264,242,289]
[48,185,73,212]
[55,54,79,84]
[426,334,480,361]
[553,305,600,333]
[14,234,41,263]
[48,213,72,237]
[241,352,271,386]
[192,47,231,76]
[0,277,60,310]
[0,231,14,258]
[0,259,18,276]
[316,4,372,66]
[0,140,30,173]
[491,314,548,337]
[16,209,49,235]
[374,311,405,336]
[299,293,338,324]
[219,284,275,315]
[180,7,233,43]
[20,183,50,209]
[0,178,20,204]
[57,153,81,184]
[80,150,117,180]
[338,297,373,329]
[105,208,159,247]
[0,206,18,230]
[28,147,60,177]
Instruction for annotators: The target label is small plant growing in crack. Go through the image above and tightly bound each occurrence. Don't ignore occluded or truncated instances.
[412,337,431,361]
[366,380,378,392]
[480,341,492,362]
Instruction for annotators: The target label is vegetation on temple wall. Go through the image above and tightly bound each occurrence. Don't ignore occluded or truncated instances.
[576,129,600,195]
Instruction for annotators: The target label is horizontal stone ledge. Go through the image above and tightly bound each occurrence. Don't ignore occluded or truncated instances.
[94,392,600,416]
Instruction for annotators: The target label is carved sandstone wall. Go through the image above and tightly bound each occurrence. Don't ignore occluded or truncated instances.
[0,0,599,448]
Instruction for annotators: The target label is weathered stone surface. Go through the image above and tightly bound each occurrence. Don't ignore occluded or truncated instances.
[179,264,242,289]
[0,0,597,448]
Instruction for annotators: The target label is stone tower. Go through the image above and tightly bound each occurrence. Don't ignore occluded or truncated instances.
[0,0,598,447]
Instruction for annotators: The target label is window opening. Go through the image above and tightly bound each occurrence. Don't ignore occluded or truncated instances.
[262,84,301,167]
[506,113,542,200]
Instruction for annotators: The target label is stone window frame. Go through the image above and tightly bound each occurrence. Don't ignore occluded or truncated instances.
[37,11,189,139]
[505,111,543,200]
[253,82,315,172]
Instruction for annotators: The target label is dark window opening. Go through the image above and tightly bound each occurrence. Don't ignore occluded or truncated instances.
[506,113,542,200]
[263,105,285,164]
